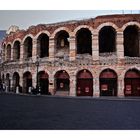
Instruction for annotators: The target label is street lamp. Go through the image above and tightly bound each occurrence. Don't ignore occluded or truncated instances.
[35,55,39,95]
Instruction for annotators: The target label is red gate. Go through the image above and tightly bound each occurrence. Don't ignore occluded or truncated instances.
[55,70,70,96]
[77,70,93,96]
[124,69,140,96]
[100,69,117,96]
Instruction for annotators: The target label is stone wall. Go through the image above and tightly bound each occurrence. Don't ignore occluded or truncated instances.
[1,14,140,97]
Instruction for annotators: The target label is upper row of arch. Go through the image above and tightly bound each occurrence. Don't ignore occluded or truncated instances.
[4,21,140,46]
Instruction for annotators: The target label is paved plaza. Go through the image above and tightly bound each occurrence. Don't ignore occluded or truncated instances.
[0,93,140,130]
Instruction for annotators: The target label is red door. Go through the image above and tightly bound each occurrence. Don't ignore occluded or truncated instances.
[77,70,93,96]
[99,69,117,96]
[124,70,140,96]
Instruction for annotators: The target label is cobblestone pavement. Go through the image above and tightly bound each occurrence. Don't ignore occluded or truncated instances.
[0,93,140,130]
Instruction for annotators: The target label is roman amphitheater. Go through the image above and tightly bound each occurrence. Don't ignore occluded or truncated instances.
[1,14,140,97]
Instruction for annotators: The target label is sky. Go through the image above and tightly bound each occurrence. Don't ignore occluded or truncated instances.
[0,10,140,30]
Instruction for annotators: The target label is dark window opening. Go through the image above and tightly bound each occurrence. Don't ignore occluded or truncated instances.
[7,45,11,61]
[24,37,33,58]
[55,31,69,58]
[124,25,139,57]
[13,41,20,60]
[99,26,116,54]
[76,28,92,55]
[38,34,49,58]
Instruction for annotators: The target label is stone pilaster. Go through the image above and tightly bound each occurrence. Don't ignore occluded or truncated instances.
[69,36,76,61]
[118,76,124,97]
[9,77,13,92]
[92,31,99,61]
[93,77,100,97]
[11,47,14,61]
[20,43,24,63]
[49,37,55,61]
[19,72,23,88]
[49,74,55,95]
[69,75,76,96]
[32,72,37,88]
[116,31,124,59]
[32,39,38,61]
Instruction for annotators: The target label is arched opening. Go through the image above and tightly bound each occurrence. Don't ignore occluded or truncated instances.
[76,28,92,55]
[2,74,4,83]
[76,69,93,96]
[124,69,140,96]
[55,70,70,96]
[6,73,10,91]
[13,41,20,60]
[55,30,69,59]
[7,44,11,61]
[99,26,116,54]
[100,69,117,96]
[37,33,49,58]
[38,71,49,95]
[23,72,32,93]
[24,37,33,59]
[124,25,140,57]
[12,72,20,92]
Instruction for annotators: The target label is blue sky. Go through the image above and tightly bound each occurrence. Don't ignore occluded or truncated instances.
[0,10,139,30]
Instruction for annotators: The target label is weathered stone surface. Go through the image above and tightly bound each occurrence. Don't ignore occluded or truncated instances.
[1,14,140,97]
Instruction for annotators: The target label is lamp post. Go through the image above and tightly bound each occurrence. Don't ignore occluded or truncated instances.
[35,55,39,95]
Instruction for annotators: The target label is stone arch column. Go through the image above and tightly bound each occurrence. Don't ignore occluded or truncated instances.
[93,77,100,97]
[32,71,37,88]
[11,46,14,61]
[69,74,76,96]
[69,35,76,61]
[32,39,38,60]
[92,30,99,61]
[19,72,23,92]
[9,75,13,92]
[49,73,55,95]
[20,43,24,62]
[49,37,55,61]
[116,29,124,59]
[118,76,124,97]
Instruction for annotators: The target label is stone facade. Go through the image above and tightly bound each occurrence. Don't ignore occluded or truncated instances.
[1,14,140,97]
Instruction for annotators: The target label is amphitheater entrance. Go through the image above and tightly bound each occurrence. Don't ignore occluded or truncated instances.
[124,69,140,96]
[6,73,10,92]
[23,72,32,93]
[13,72,20,92]
[55,70,70,96]
[100,69,117,96]
[38,71,49,95]
[76,70,93,96]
